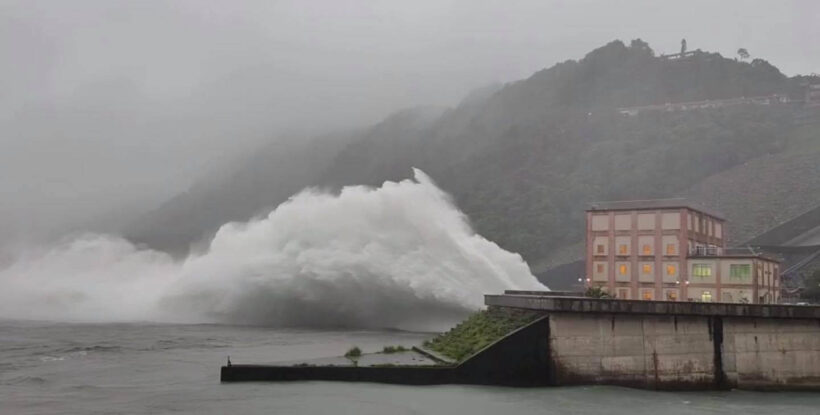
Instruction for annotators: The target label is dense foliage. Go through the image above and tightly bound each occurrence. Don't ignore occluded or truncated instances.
[127,40,820,274]
[423,307,542,361]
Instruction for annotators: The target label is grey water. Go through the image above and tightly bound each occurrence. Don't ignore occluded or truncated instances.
[2,320,819,415]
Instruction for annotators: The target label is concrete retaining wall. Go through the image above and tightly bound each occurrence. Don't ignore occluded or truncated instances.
[545,312,820,390]
[548,313,720,389]
[488,294,820,390]
[221,316,551,386]
[725,317,820,389]
[222,296,820,390]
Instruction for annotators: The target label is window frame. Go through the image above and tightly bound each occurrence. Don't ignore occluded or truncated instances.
[729,264,752,280]
[692,263,712,279]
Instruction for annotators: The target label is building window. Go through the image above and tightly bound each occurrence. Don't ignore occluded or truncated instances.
[729,264,752,280]
[666,264,676,276]
[618,244,628,255]
[596,264,604,273]
[692,264,711,279]
[642,244,652,255]
[619,264,628,275]
[701,291,712,302]
[642,264,652,274]
[666,243,676,255]
[666,290,678,301]
[596,244,605,254]
[617,288,630,299]
[642,290,654,300]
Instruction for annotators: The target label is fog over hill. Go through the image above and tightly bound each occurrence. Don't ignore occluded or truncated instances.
[127,40,820,275]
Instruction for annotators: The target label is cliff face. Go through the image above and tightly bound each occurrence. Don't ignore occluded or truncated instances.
[126,40,820,270]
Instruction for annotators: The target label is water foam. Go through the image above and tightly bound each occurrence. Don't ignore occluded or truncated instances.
[0,169,545,330]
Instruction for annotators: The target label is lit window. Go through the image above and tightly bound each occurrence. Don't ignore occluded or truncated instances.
[692,264,711,279]
[596,264,604,273]
[666,264,676,276]
[642,244,652,255]
[596,245,605,254]
[642,264,652,274]
[666,291,678,301]
[701,291,712,302]
[666,243,676,255]
[619,264,628,275]
[729,264,751,280]
[618,244,628,255]
[642,290,653,300]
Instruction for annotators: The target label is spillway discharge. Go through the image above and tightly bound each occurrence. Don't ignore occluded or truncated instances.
[0,169,546,331]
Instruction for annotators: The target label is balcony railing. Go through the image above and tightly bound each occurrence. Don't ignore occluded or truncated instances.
[690,246,721,256]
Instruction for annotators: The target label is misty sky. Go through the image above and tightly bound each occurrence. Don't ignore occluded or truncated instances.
[2,0,819,247]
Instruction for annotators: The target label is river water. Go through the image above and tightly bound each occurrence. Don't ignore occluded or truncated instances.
[2,320,819,415]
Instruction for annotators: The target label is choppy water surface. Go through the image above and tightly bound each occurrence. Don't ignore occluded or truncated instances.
[2,320,819,415]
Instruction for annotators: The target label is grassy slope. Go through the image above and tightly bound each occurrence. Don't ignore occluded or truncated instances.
[423,307,542,362]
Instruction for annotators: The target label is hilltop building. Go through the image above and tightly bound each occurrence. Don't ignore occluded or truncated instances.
[585,199,780,303]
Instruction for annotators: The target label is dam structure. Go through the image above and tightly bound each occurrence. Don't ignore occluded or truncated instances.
[221,291,820,390]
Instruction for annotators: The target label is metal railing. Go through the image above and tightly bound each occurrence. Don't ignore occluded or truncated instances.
[690,246,721,256]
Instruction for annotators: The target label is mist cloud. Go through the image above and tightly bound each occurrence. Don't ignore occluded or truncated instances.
[2,0,818,248]
[0,170,545,330]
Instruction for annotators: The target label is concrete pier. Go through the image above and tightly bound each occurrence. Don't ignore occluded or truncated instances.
[487,293,820,390]
[221,293,820,390]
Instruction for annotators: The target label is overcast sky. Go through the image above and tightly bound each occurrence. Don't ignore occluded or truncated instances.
[2,0,819,246]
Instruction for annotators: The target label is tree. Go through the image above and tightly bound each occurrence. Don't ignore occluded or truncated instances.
[737,48,750,61]
[585,286,612,299]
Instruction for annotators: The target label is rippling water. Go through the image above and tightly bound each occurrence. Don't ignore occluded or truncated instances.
[2,320,819,414]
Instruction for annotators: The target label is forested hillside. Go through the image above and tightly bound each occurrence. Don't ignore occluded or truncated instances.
[126,40,820,273]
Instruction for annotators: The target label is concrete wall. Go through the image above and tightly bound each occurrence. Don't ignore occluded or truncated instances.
[724,317,820,390]
[486,295,820,390]
[222,297,820,391]
[548,312,718,389]
[222,316,552,386]
[547,312,820,390]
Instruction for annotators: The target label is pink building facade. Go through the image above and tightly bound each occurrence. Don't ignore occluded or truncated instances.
[585,199,780,304]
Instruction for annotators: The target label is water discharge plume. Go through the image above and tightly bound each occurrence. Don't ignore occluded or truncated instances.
[0,169,546,331]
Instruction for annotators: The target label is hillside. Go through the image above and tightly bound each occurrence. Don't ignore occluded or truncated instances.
[126,40,820,274]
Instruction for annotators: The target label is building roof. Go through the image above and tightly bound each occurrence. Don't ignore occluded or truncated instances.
[587,198,725,220]
[688,246,781,263]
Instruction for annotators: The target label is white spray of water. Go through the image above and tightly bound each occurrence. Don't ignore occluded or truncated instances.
[0,169,545,331]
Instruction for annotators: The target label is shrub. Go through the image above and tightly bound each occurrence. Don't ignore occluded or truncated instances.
[382,345,407,354]
[344,346,362,358]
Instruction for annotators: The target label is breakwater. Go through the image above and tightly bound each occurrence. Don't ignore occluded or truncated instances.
[488,293,820,390]
[222,293,820,391]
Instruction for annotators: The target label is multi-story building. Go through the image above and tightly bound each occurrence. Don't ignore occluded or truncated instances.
[585,199,780,304]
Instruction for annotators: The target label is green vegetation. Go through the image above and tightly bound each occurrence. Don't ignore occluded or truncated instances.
[382,345,408,354]
[585,286,612,298]
[423,307,542,361]
[344,346,362,358]
[131,38,820,275]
